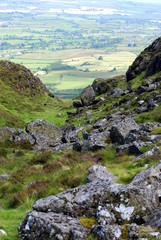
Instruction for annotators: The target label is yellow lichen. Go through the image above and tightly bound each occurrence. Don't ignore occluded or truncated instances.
[80,217,97,229]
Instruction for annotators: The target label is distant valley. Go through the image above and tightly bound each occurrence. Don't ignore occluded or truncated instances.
[1,0,161,98]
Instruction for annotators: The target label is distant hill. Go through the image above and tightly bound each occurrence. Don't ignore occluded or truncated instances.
[0,60,50,96]
[0,60,71,128]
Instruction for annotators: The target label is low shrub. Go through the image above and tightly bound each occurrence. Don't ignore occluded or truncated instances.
[0,148,7,157]
[11,140,32,150]
[43,161,62,173]
[30,150,52,165]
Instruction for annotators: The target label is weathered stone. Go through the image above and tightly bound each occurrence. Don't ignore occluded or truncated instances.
[138,100,145,105]
[73,142,82,152]
[136,86,148,95]
[154,95,161,102]
[135,147,160,160]
[97,206,116,225]
[110,88,124,98]
[10,129,35,146]
[140,122,161,132]
[91,224,122,240]
[73,101,82,108]
[118,142,141,155]
[0,174,9,183]
[110,117,139,145]
[93,118,108,129]
[80,85,95,106]
[127,224,139,239]
[110,126,125,144]
[125,131,137,144]
[26,120,61,140]
[145,53,161,78]
[148,208,161,231]
[87,165,118,183]
[0,127,15,143]
[26,120,62,150]
[92,78,110,95]
[82,130,89,140]
[83,130,109,151]
[19,163,161,239]
[0,229,7,236]
[148,135,161,142]
[18,211,89,240]
[146,98,156,111]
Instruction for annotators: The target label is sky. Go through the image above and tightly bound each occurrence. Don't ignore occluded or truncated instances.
[128,0,161,3]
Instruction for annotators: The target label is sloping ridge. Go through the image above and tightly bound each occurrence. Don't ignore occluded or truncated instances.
[0,60,56,128]
[0,60,50,96]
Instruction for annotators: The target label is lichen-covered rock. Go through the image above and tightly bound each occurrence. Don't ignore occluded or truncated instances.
[110,117,139,145]
[19,163,161,239]
[91,224,122,240]
[18,211,89,240]
[26,119,61,140]
[83,129,109,151]
[26,119,62,150]
[80,85,95,106]
[87,165,118,183]
[110,88,124,98]
[10,129,35,146]
[118,142,141,155]
[92,78,110,95]
[148,208,161,231]
[93,118,108,129]
[0,127,15,143]
[135,147,161,160]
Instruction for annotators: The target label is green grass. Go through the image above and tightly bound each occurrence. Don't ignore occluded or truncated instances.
[135,105,161,124]
[128,71,145,89]
[151,126,161,135]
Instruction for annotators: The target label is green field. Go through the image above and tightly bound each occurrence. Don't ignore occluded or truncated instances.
[8,49,136,97]
[1,0,161,97]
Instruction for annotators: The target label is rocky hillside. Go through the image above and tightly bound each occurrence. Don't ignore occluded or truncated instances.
[0,38,160,240]
[126,36,161,81]
[0,60,72,128]
[0,60,50,96]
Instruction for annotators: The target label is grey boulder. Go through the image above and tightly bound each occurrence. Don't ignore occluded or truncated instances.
[19,163,161,239]
[80,85,95,106]
[26,119,62,150]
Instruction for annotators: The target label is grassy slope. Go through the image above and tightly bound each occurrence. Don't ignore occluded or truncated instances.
[0,61,161,239]
[0,62,73,128]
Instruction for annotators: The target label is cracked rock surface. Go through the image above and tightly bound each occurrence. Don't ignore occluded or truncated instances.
[19,163,161,240]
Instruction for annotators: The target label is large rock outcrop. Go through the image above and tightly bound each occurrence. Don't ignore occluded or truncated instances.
[19,163,161,240]
[126,37,161,81]
[0,120,63,150]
